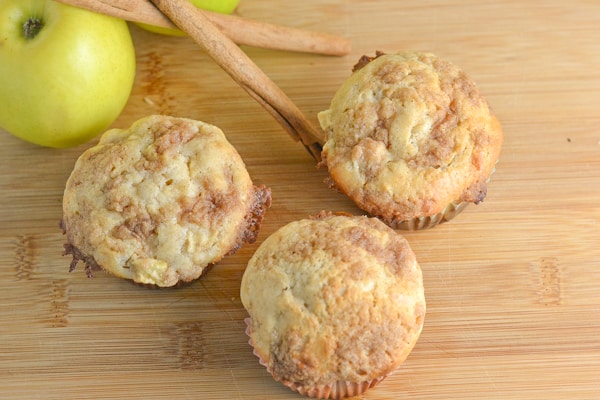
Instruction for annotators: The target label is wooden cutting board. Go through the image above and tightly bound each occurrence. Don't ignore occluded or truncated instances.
[1,1,599,399]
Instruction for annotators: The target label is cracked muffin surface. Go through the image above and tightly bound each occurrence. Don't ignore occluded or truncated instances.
[240,212,425,396]
[318,51,503,227]
[62,115,271,287]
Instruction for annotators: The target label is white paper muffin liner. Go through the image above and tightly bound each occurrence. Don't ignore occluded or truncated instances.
[244,318,389,399]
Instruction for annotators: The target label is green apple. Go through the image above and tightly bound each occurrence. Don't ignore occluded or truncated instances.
[0,0,136,148]
[137,0,241,36]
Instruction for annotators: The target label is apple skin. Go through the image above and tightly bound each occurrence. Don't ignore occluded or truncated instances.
[188,0,240,13]
[0,0,136,148]
[137,0,241,36]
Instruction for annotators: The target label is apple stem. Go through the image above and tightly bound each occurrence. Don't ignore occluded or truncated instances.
[23,18,44,40]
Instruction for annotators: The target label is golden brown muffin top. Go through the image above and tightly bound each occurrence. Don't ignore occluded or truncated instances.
[240,213,425,388]
[318,51,503,225]
[62,115,270,287]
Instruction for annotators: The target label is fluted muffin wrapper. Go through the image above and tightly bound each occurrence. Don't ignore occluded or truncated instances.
[392,164,498,231]
[391,200,469,230]
[244,318,389,399]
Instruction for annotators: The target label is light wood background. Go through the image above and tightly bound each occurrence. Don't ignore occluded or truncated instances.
[1,1,599,399]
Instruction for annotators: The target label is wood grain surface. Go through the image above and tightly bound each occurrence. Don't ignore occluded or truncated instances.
[1,1,599,399]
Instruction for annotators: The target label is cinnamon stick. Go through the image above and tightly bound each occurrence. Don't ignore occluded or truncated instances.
[56,0,351,56]
[149,0,324,161]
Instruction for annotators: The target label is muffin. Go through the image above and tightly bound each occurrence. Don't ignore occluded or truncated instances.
[240,212,426,399]
[318,51,503,229]
[61,115,271,287]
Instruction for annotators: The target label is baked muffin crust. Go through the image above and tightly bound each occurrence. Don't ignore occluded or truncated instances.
[62,115,271,287]
[318,51,503,226]
[241,213,425,391]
